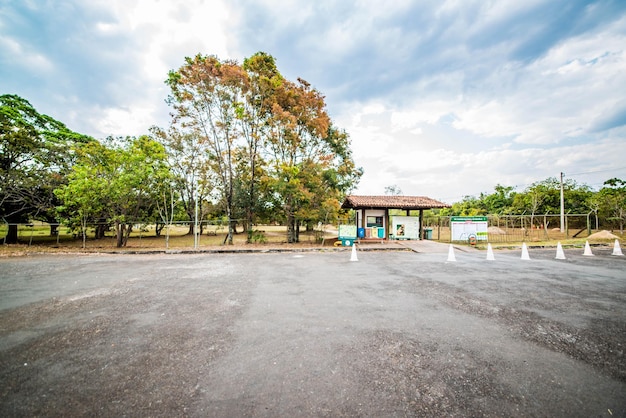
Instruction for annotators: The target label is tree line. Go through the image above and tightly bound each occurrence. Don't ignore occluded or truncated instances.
[0,52,362,246]
[438,178,626,233]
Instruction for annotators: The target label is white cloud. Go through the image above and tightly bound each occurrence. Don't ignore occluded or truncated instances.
[3,0,625,201]
[0,36,54,73]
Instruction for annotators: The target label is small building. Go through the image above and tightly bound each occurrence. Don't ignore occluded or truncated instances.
[341,195,451,240]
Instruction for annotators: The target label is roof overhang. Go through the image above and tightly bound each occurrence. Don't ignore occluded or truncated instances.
[341,195,451,210]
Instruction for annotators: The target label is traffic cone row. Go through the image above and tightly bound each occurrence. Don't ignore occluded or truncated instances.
[440,239,624,263]
[349,239,624,261]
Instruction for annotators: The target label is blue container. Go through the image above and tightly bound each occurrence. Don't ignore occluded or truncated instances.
[357,228,365,238]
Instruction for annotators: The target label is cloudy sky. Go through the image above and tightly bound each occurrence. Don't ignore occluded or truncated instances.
[2,0,626,202]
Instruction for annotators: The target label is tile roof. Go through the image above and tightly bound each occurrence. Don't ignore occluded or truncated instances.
[342,195,451,210]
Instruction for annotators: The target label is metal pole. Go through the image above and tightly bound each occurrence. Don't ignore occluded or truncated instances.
[194,183,199,249]
[560,172,565,233]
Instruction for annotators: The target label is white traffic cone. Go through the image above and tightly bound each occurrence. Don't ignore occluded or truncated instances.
[521,242,531,260]
[612,239,624,256]
[555,242,566,260]
[583,240,594,256]
[350,243,358,261]
[447,244,457,262]
[486,243,495,261]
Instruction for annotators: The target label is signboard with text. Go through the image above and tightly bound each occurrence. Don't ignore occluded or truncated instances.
[450,216,488,241]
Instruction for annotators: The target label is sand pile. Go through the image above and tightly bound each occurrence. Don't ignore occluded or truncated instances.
[588,230,620,240]
[488,226,506,235]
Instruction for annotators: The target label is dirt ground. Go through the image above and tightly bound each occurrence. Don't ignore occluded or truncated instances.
[0,244,625,417]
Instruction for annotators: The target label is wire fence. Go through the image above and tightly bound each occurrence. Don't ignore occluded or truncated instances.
[1,213,620,248]
[424,214,603,243]
[0,220,337,248]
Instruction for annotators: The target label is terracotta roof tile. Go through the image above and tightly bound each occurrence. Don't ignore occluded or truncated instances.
[342,195,450,209]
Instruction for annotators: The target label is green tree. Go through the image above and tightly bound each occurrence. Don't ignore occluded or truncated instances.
[597,178,626,233]
[479,184,516,214]
[441,195,485,216]
[0,94,91,243]
[151,126,215,235]
[56,136,170,247]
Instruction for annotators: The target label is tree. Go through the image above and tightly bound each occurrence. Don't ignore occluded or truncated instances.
[56,136,169,247]
[1,94,91,243]
[385,185,402,196]
[479,184,515,214]
[264,77,345,242]
[54,143,109,248]
[239,52,281,241]
[440,195,485,216]
[166,54,247,244]
[597,178,626,233]
[151,126,215,235]
[164,52,361,244]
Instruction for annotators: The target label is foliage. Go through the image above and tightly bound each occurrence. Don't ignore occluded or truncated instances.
[596,178,626,232]
[441,178,597,223]
[55,136,170,247]
[150,126,215,234]
[0,94,92,243]
[164,52,362,243]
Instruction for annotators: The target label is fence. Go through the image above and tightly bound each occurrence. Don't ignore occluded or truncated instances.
[423,214,599,243]
[0,220,334,248]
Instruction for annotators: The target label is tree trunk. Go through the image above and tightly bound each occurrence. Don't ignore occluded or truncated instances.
[295,219,300,242]
[287,214,298,243]
[6,224,18,244]
[95,222,107,239]
[115,222,132,247]
[115,222,123,247]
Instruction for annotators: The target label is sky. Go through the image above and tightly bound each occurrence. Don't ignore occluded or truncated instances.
[2,0,626,203]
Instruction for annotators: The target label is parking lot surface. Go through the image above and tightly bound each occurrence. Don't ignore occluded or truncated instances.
[1,245,625,416]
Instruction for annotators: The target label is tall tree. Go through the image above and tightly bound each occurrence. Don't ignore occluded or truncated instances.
[166,54,247,244]
[264,77,336,242]
[239,52,280,241]
[0,94,91,243]
[164,52,362,244]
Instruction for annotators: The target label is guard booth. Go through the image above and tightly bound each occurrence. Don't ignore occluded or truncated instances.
[341,195,451,241]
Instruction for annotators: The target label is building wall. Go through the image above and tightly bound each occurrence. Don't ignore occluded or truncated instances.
[358,209,387,239]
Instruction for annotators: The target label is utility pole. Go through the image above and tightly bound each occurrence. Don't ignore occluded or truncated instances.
[560,172,565,233]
